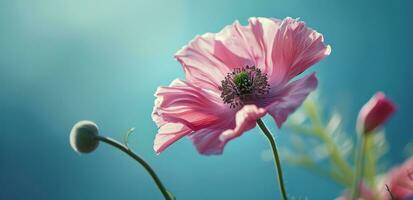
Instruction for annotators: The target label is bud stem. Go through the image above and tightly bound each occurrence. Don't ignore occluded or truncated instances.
[257,119,288,200]
[352,133,367,200]
[98,136,175,200]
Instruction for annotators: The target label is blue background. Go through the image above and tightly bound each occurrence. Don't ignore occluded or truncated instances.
[0,0,411,199]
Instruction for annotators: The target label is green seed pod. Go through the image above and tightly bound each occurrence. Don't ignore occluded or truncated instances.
[70,120,99,153]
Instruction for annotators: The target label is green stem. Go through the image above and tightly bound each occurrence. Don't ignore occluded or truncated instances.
[257,119,288,200]
[352,134,367,200]
[98,136,174,200]
[364,135,378,200]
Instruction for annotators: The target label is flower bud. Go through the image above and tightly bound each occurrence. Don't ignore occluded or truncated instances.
[70,120,100,153]
[357,92,395,134]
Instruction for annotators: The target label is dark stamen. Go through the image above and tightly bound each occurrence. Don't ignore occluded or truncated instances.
[219,66,270,108]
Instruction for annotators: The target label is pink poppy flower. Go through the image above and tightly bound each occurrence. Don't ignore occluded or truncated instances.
[381,157,413,199]
[152,17,331,155]
[357,92,396,134]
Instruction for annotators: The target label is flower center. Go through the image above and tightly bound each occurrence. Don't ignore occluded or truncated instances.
[219,66,270,108]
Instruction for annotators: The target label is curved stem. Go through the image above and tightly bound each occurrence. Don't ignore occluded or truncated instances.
[98,136,174,200]
[257,119,288,200]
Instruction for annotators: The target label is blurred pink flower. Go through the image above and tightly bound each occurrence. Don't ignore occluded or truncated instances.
[381,157,413,199]
[152,17,330,155]
[357,92,396,134]
[336,157,413,200]
[335,182,376,200]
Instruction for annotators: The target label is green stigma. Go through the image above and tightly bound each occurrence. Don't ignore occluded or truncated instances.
[219,66,270,108]
[233,71,249,87]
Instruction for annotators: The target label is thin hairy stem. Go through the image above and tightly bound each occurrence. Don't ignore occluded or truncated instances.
[257,119,288,200]
[98,136,174,200]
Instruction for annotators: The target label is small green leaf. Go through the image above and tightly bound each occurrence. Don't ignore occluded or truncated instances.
[123,127,136,148]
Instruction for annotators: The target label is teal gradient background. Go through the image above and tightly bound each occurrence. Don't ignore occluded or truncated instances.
[0,0,411,199]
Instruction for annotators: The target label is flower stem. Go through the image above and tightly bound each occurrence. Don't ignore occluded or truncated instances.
[98,136,174,200]
[352,134,367,200]
[257,119,288,200]
[364,134,379,199]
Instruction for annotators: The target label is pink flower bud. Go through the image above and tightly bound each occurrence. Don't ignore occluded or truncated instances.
[357,92,396,134]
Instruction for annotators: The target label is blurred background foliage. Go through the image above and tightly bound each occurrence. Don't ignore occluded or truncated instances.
[272,94,390,197]
[0,0,411,199]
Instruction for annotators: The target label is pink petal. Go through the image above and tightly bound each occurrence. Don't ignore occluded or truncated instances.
[190,105,266,155]
[175,31,254,91]
[265,73,318,127]
[153,79,225,128]
[248,17,282,84]
[152,79,230,153]
[187,124,233,155]
[175,17,330,93]
[175,19,273,91]
[154,122,192,154]
[269,17,331,86]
